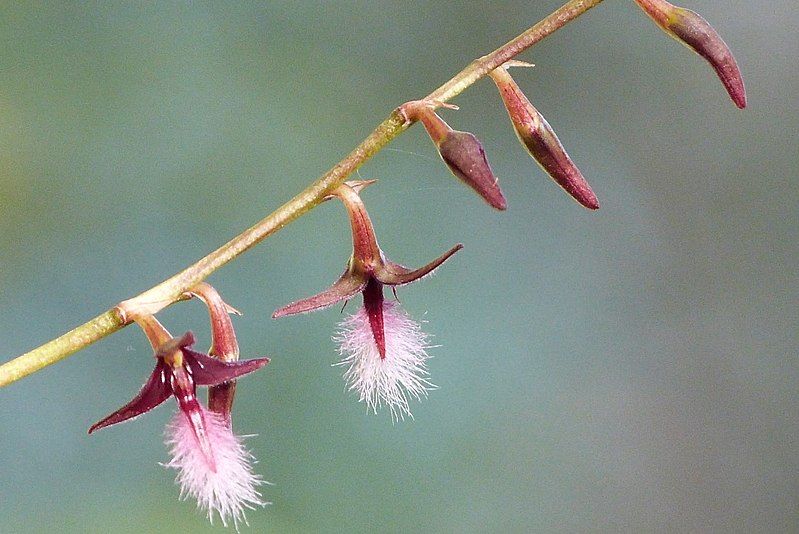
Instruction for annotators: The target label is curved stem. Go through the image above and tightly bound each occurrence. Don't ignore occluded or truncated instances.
[0,0,604,388]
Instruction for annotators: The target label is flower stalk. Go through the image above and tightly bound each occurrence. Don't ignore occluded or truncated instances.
[8,0,747,388]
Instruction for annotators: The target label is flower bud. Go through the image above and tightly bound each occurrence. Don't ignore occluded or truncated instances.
[489,65,599,210]
[633,0,746,109]
[402,101,507,210]
[438,130,508,211]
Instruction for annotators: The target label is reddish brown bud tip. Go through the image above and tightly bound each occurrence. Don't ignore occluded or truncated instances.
[489,67,598,210]
[437,130,507,210]
[401,100,507,210]
[634,0,746,109]
[528,114,599,209]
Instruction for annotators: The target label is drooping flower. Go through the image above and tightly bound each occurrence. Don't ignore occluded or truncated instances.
[89,316,269,526]
[632,0,747,109]
[273,181,461,419]
[489,61,599,210]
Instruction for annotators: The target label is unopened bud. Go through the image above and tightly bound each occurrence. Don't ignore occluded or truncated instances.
[633,0,746,109]
[402,101,507,210]
[437,130,507,210]
[489,65,598,210]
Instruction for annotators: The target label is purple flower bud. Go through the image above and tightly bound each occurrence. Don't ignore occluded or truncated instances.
[633,0,746,109]
[489,65,599,210]
[437,129,508,211]
[401,101,507,210]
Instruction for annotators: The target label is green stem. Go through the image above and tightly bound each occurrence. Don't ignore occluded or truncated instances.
[0,0,604,388]
[0,310,123,386]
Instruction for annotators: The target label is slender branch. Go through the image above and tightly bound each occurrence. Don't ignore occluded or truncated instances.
[0,0,604,388]
[430,0,605,103]
[0,310,123,386]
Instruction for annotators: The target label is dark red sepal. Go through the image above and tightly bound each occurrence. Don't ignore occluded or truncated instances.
[182,348,270,386]
[272,271,367,318]
[88,359,172,434]
[374,244,463,286]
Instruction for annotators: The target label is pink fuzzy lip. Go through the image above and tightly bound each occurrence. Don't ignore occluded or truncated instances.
[335,301,435,421]
[88,331,269,434]
[164,405,266,527]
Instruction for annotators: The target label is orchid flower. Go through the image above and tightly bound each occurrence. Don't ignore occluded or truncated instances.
[273,181,462,419]
[89,315,269,527]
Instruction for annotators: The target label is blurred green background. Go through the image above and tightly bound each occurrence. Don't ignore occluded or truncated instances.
[1,1,796,532]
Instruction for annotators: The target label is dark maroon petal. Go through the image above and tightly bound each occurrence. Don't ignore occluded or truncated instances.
[170,366,217,471]
[88,360,172,434]
[182,348,270,386]
[374,244,463,286]
[272,271,367,318]
[362,278,386,359]
[438,130,507,210]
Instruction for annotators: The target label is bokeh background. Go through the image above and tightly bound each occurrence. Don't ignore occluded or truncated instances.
[1,1,796,532]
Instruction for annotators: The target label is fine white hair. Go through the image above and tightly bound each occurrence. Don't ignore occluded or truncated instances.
[163,406,266,528]
[334,301,435,421]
